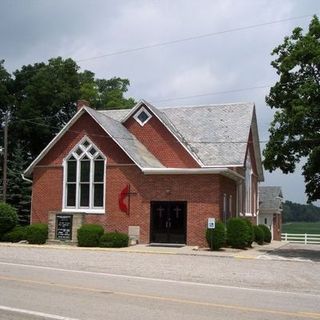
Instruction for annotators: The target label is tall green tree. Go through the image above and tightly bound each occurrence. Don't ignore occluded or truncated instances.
[0,60,12,125]
[6,143,31,225]
[264,15,320,202]
[9,57,135,159]
[0,57,135,223]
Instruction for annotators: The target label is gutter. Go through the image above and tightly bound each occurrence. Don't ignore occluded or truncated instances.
[142,168,244,181]
[21,173,32,183]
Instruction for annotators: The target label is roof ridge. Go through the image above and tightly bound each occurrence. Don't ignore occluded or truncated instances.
[97,101,254,112]
[159,101,254,110]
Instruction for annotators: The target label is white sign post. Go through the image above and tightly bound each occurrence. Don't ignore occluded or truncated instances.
[207,218,215,250]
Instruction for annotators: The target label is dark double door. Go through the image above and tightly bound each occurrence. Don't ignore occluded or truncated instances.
[150,201,187,244]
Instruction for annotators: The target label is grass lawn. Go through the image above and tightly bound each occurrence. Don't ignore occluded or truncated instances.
[282,221,320,234]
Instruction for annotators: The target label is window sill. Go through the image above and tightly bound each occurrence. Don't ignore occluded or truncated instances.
[62,208,105,214]
[243,212,253,217]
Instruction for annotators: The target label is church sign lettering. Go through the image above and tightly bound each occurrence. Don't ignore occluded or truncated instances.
[56,214,73,240]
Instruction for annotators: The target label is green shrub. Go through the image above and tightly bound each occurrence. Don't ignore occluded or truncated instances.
[0,202,18,238]
[77,224,104,247]
[244,219,254,247]
[226,218,249,249]
[206,222,226,250]
[259,224,272,243]
[25,224,48,244]
[253,225,264,245]
[99,232,129,248]
[2,226,27,242]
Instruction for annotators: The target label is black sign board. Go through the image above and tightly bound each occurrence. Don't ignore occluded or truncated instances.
[56,214,73,240]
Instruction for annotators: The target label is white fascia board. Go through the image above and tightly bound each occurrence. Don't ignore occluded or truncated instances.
[142,167,244,181]
[24,107,87,177]
[201,164,244,168]
[123,99,203,167]
[24,106,145,178]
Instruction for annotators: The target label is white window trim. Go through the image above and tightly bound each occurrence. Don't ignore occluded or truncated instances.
[133,106,152,126]
[62,135,106,214]
[245,151,252,216]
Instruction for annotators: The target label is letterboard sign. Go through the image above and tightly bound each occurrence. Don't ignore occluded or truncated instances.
[56,214,73,240]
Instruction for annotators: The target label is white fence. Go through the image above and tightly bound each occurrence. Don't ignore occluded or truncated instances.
[281,233,320,245]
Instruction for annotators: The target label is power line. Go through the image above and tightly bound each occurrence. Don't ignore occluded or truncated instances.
[13,117,320,146]
[151,85,271,103]
[9,83,272,124]
[75,13,316,62]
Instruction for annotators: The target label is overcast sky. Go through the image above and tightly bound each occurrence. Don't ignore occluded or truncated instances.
[1,0,319,204]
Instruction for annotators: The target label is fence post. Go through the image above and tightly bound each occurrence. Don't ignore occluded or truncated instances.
[285,233,287,241]
[305,233,307,245]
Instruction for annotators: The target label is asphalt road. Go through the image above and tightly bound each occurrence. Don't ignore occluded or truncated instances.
[0,245,319,320]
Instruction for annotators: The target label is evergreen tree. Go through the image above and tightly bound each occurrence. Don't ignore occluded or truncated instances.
[6,143,31,225]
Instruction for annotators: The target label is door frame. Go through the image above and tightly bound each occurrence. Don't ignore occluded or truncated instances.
[149,201,187,244]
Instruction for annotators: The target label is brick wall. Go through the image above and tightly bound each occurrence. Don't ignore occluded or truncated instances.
[31,111,239,247]
[124,107,199,168]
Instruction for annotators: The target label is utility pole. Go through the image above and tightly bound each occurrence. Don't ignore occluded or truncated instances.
[2,113,8,202]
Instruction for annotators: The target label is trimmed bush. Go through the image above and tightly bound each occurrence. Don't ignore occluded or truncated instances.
[226,218,249,249]
[99,232,129,248]
[244,219,254,247]
[206,222,226,251]
[77,224,104,247]
[259,224,272,243]
[253,225,264,245]
[25,224,48,244]
[0,202,18,238]
[2,226,27,242]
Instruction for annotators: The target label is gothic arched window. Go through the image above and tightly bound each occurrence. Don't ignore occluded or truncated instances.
[63,137,106,212]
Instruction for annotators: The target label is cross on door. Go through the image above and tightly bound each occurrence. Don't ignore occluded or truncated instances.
[156,206,165,218]
[173,206,182,218]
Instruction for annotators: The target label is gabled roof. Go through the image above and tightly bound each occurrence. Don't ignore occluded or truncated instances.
[259,186,283,211]
[102,101,264,181]
[25,99,264,181]
[121,100,203,166]
[24,106,164,177]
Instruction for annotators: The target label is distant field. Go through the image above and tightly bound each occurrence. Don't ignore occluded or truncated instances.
[282,222,320,234]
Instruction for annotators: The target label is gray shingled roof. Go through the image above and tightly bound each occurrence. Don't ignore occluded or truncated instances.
[161,103,253,167]
[87,108,164,168]
[24,100,264,177]
[99,109,128,122]
[100,101,264,180]
[259,186,283,211]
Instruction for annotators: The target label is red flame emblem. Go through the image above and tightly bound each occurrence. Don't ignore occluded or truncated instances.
[119,185,129,214]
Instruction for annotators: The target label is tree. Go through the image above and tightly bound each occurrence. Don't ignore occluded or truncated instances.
[0,57,136,223]
[6,143,32,225]
[9,57,136,159]
[264,16,320,202]
[282,200,320,223]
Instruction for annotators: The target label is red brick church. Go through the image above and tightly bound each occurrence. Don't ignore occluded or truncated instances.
[24,100,264,247]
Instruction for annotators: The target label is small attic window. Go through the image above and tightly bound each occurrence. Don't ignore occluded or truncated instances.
[133,106,152,126]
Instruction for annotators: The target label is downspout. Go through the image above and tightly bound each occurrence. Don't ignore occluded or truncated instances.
[21,173,32,183]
